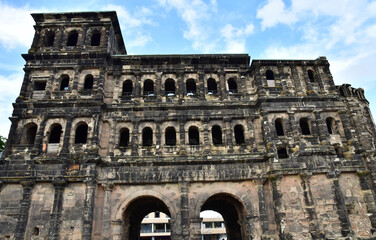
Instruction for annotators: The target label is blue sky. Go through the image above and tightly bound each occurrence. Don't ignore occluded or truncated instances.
[0,0,376,137]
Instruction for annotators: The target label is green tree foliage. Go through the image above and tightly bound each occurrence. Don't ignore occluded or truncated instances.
[0,135,6,152]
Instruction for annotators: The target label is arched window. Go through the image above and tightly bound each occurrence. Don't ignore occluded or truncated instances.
[75,123,88,144]
[142,127,153,146]
[21,123,38,145]
[165,79,175,96]
[275,118,284,136]
[67,30,78,46]
[119,128,129,147]
[326,117,335,134]
[234,125,245,144]
[44,31,55,47]
[228,78,238,94]
[186,79,196,95]
[49,124,62,144]
[300,118,311,135]
[90,31,101,46]
[212,125,222,145]
[207,78,217,94]
[165,127,176,146]
[122,80,133,96]
[60,75,69,91]
[278,147,288,158]
[84,75,93,90]
[308,70,315,82]
[266,70,274,80]
[188,126,199,145]
[143,80,154,96]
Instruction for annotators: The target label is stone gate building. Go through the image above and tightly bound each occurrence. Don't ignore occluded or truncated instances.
[1,11,376,240]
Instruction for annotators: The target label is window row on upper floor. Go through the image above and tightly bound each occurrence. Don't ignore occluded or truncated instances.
[17,115,343,154]
[39,27,104,48]
[30,67,322,100]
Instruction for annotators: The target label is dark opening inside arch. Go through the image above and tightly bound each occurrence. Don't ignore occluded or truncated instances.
[60,75,69,91]
[212,125,222,145]
[300,118,311,135]
[123,196,171,240]
[165,127,176,146]
[234,125,245,144]
[228,78,238,93]
[326,117,335,134]
[308,70,315,82]
[142,127,153,146]
[186,79,196,94]
[67,31,78,46]
[189,126,199,145]
[165,78,176,96]
[90,31,101,46]
[44,31,55,47]
[278,147,288,158]
[266,70,274,80]
[84,75,94,90]
[49,124,62,144]
[201,194,246,240]
[119,128,130,147]
[143,80,154,96]
[75,123,88,144]
[122,80,133,96]
[21,123,37,145]
[207,78,217,94]
[275,118,285,136]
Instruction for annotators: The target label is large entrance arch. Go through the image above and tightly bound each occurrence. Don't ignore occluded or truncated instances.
[123,196,172,240]
[201,193,246,240]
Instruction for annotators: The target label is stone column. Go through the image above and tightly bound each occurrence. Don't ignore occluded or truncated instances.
[314,64,325,93]
[256,178,269,236]
[278,63,288,93]
[198,71,205,100]
[14,180,35,240]
[270,174,286,239]
[224,118,233,153]
[60,115,73,154]
[156,120,162,155]
[31,116,47,157]
[91,114,101,146]
[82,179,97,240]
[357,171,376,232]
[300,172,321,239]
[102,183,114,240]
[203,118,210,154]
[180,181,190,240]
[218,71,225,100]
[288,112,299,143]
[134,72,141,98]
[72,67,81,91]
[313,110,326,142]
[327,171,352,237]
[302,65,313,92]
[96,69,106,98]
[179,118,186,155]
[290,64,303,94]
[48,178,66,240]
[131,120,139,156]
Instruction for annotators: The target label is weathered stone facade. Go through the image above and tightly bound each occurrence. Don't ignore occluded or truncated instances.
[1,11,376,240]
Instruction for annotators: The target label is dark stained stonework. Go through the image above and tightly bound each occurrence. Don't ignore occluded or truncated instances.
[1,11,376,240]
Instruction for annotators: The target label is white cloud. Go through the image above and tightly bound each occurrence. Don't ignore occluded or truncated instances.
[220,23,255,53]
[157,0,218,52]
[0,2,36,49]
[102,4,153,49]
[0,72,24,136]
[257,0,297,30]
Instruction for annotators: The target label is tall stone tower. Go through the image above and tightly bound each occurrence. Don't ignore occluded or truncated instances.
[1,11,376,240]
